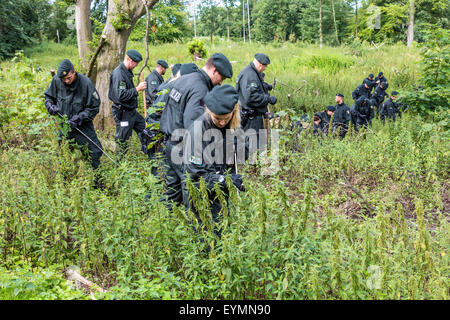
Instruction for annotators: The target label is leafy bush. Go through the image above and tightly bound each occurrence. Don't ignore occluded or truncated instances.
[399,29,449,118]
[187,39,207,60]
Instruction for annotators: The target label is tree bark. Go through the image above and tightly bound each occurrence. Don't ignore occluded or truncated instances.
[331,0,340,45]
[94,0,158,131]
[407,0,415,46]
[319,0,323,48]
[75,0,92,69]
[355,0,358,38]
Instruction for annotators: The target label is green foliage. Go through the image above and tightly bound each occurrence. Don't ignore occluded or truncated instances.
[110,0,132,31]
[130,0,190,43]
[0,265,87,300]
[400,29,450,118]
[187,39,208,59]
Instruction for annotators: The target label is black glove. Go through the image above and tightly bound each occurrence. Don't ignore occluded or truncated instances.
[68,114,82,129]
[263,82,273,91]
[269,96,277,105]
[230,174,245,192]
[207,173,226,189]
[45,101,59,116]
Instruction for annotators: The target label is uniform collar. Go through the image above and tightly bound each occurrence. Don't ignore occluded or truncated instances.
[120,62,134,79]
[199,69,214,91]
[153,69,164,82]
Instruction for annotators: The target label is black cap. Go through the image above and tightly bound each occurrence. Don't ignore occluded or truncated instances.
[336,93,344,98]
[204,84,238,115]
[126,49,142,62]
[391,90,398,96]
[378,72,383,76]
[180,63,199,76]
[368,73,374,78]
[211,53,233,78]
[363,78,371,86]
[157,59,169,69]
[57,59,74,78]
[255,53,270,65]
[327,106,336,112]
[172,63,181,76]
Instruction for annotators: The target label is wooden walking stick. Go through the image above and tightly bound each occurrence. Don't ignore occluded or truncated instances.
[141,73,147,121]
[138,0,151,123]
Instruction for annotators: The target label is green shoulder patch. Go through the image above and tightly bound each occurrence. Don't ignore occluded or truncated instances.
[119,81,126,90]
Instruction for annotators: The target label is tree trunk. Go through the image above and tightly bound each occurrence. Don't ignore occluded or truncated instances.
[331,0,340,45]
[93,0,158,131]
[247,0,251,43]
[407,0,415,46]
[242,1,246,43]
[319,0,323,48]
[355,0,358,38]
[75,0,92,69]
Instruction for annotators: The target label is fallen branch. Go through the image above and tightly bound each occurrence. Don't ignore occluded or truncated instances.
[340,170,376,213]
[86,35,107,79]
[65,267,106,297]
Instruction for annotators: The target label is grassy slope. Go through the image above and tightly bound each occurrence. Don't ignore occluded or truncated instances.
[0,41,448,300]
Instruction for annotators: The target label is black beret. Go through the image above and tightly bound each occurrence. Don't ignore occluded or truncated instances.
[211,53,233,78]
[204,84,238,115]
[157,59,169,69]
[378,72,383,76]
[327,105,336,112]
[172,63,182,76]
[368,73,374,78]
[126,49,142,62]
[180,63,198,76]
[363,78,371,86]
[314,113,323,120]
[336,93,344,98]
[255,53,270,65]
[57,59,74,78]
[391,90,399,96]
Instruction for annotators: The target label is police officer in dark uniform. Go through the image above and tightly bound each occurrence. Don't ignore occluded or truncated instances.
[362,73,376,93]
[183,84,244,238]
[333,93,351,138]
[44,59,103,170]
[159,53,233,208]
[141,63,200,175]
[379,91,399,122]
[353,96,375,130]
[319,105,335,135]
[108,49,147,158]
[236,53,277,159]
[312,112,326,136]
[158,63,181,90]
[352,78,372,102]
[145,59,168,106]
[371,81,389,115]
[375,72,387,85]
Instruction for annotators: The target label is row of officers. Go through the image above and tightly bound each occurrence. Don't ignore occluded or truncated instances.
[44,50,277,235]
[43,50,403,236]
